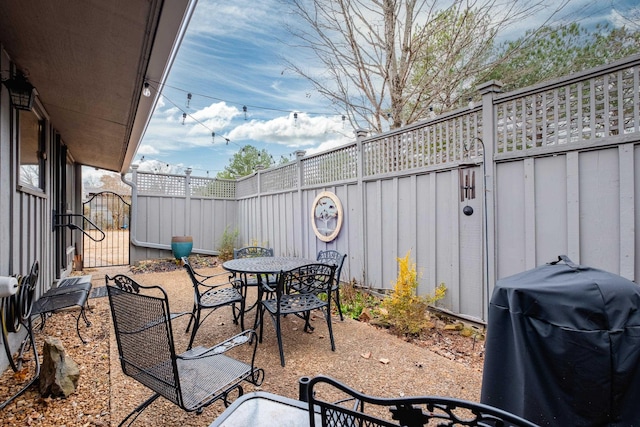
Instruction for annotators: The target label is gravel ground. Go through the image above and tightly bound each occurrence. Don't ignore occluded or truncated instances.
[0,262,484,426]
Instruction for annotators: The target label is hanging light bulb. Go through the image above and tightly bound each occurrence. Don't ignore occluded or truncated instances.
[293,112,298,127]
[225,138,230,145]
[186,93,192,108]
[142,82,151,97]
[342,114,346,129]
[211,132,215,143]
[182,112,187,125]
[468,97,475,109]
[243,105,247,120]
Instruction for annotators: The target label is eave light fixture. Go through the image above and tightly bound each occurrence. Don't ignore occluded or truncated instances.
[142,82,151,97]
[2,70,36,111]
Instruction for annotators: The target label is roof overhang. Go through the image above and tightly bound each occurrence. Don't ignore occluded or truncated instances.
[0,0,196,173]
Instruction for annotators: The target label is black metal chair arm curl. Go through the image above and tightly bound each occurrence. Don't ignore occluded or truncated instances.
[301,375,539,427]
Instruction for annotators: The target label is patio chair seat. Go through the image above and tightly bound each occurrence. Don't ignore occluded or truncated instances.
[176,348,254,410]
[262,293,326,315]
[200,287,242,308]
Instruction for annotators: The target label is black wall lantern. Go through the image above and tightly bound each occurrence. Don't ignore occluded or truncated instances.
[2,70,36,111]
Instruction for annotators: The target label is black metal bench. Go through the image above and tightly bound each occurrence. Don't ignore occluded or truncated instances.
[31,278,92,343]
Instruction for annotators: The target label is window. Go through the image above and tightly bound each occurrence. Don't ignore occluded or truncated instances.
[18,108,45,191]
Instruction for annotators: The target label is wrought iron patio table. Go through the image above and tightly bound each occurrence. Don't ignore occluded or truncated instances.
[222,256,315,328]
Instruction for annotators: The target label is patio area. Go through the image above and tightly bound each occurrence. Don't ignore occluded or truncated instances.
[0,261,483,427]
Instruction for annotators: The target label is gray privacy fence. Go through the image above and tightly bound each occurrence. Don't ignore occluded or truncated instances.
[129,54,640,322]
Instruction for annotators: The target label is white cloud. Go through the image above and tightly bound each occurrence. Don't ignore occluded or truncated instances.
[137,145,160,155]
[227,112,352,147]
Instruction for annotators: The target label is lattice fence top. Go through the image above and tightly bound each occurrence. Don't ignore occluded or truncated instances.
[302,144,359,186]
[495,57,640,155]
[190,176,235,198]
[362,111,483,177]
[137,173,187,196]
[236,175,258,198]
[261,162,298,192]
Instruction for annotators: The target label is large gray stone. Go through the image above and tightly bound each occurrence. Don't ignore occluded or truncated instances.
[39,336,80,398]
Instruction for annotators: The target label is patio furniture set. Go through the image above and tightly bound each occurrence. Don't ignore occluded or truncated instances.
[104,247,538,426]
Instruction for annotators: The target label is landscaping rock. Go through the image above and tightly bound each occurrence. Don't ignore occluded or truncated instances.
[39,337,80,398]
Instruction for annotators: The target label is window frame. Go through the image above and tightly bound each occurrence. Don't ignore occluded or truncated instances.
[16,104,47,195]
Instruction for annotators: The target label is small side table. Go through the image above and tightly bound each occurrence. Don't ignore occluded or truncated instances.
[209,391,319,427]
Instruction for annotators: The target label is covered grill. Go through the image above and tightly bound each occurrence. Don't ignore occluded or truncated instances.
[481,255,640,426]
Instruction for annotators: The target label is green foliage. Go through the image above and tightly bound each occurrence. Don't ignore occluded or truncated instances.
[217,226,239,262]
[483,23,640,92]
[339,280,380,320]
[381,251,446,336]
[410,7,495,116]
[216,145,277,179]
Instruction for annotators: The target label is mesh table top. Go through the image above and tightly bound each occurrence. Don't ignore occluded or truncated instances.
[222,257,316,275]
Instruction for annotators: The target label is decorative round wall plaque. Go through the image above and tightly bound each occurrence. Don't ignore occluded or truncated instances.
[311,191,343,242]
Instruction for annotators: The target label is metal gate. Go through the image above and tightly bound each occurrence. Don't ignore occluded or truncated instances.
[82,191,131,268]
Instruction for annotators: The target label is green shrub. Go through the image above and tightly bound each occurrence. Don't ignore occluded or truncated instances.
[381,250,446,336]
[217,226,238,261]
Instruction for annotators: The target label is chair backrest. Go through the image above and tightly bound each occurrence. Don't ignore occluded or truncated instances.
[234,246,274,259]
[316,250,346,285]
[279,263,336,299]
[106,275,183,407]
[305,375,539,427]
[182,257,203,299]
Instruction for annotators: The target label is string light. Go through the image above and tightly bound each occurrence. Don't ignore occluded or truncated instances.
[187,92,192,108]
[145,78,342,117]
[182,112,187,125]
[142,82,151,97]
[243,105,247,120]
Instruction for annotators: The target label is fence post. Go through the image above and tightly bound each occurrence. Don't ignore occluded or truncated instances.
[355,129,368,283]
[295,150,306,255]
[185,168,192,236]
[478,80,502,319]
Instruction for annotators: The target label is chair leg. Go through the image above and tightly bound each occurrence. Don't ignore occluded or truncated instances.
[187,309,201,350]
[118,392,161,427]
[274,314,286,367]
[324,306,336,351]
[257,304,265,343]
[185,304,196,333]
[334,288,344,321]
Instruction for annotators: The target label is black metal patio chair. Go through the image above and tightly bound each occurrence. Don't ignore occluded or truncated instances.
[233,246,275,286]
[182,256,244,349]
[259,263,336,367]
[105,274,264,427]
[300,375,539,427]
[316,250,347,320]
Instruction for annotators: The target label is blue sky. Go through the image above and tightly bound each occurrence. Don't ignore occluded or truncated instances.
[106,0,638,180]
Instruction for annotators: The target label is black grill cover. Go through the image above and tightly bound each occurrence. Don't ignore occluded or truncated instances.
[481,256,640,426]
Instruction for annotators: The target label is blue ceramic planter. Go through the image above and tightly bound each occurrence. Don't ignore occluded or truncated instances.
[171,236,193,259]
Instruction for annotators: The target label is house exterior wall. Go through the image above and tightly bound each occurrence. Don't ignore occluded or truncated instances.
[131,54,640,323]
[0,47,83,371]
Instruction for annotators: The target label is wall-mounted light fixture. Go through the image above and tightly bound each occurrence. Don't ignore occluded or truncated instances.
[2,70,36,110]
[142,82,151,97]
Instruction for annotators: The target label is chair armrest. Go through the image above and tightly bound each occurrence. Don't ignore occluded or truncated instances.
[179,329,257,360]
[194,270,231,283]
